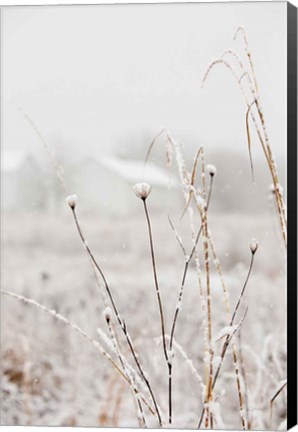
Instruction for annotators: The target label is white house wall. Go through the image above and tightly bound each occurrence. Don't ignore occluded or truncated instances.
[69,160,182,216]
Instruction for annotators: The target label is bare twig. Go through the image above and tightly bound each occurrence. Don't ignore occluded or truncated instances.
[198,245,257,428]
[104,313,147,427]
[198,308,248,429]
[269,380,287,429]
[70,207,163,426]
[142,199,170,424]
[238,330,250,429]
[1,290,137,403]
[180,146,203,220]
[245,100,257,183]
[203,29,287,247]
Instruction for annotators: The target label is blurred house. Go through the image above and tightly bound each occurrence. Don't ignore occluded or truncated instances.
[1,151,46,211]
[69,155,181,215]
[1,151,182,215]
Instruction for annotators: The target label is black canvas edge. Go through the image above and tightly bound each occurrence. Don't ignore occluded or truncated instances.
[287,1,297,431]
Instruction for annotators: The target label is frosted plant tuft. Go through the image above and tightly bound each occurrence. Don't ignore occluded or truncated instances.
[103,306,112,323]
[133,183,152,200]
[249,238,259,254]
[206,164,217,176]
[66,194,78,209]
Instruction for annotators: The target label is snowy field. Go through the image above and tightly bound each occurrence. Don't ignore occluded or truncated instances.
[1,204,286,429]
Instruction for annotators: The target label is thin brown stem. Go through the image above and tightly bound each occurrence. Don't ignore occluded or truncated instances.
[1,289,153,415]
[105,317,147,427]
[233,26,259,95]
[237,34,286,244]
[213,307,249,387]
[238,331,250,429]
[142,199,170,424]
[168,226,203,425]
[170,178,214,347]
[180,146,203,220]
[168,216,187,257]
[207,232,249,431]
[269,380,287,429]
[16,105,67,195]
[230,252,255,326]
[202,54,287,247]
[246,100,257,183]
[168,175,214,425]
[197,307,248,429]
[71,208,162,426]
[142,200,168,364]
[198,251,255,428]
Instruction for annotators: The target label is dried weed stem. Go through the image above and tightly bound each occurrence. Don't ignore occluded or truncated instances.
[71,207,162,426]
[202,27,287,247]
[142,199,171,424]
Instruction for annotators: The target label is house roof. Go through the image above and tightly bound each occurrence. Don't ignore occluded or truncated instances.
[96,155,179,187]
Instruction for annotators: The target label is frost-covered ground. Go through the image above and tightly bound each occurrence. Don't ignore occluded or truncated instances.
[1,207,286,429]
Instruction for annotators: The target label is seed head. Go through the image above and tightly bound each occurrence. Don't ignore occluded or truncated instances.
[206,164,217,176]
[249,238,259,254]
[66,194,78,209]
[133,183,151,200]
[103,307,112,323]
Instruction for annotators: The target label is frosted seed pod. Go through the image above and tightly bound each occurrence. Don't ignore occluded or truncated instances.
[66,194,78,209]
[206,164,217,176]
[103,307,112,323]
[249,238,259,254]
[133,183,151,200]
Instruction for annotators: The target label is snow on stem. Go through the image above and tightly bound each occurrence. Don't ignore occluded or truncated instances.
[69,205,163,427]
[104,312,148,427]
[141,196,171,424]
[1,288,152,414]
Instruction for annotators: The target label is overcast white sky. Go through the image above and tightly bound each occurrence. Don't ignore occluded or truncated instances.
[1,2,287,162]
